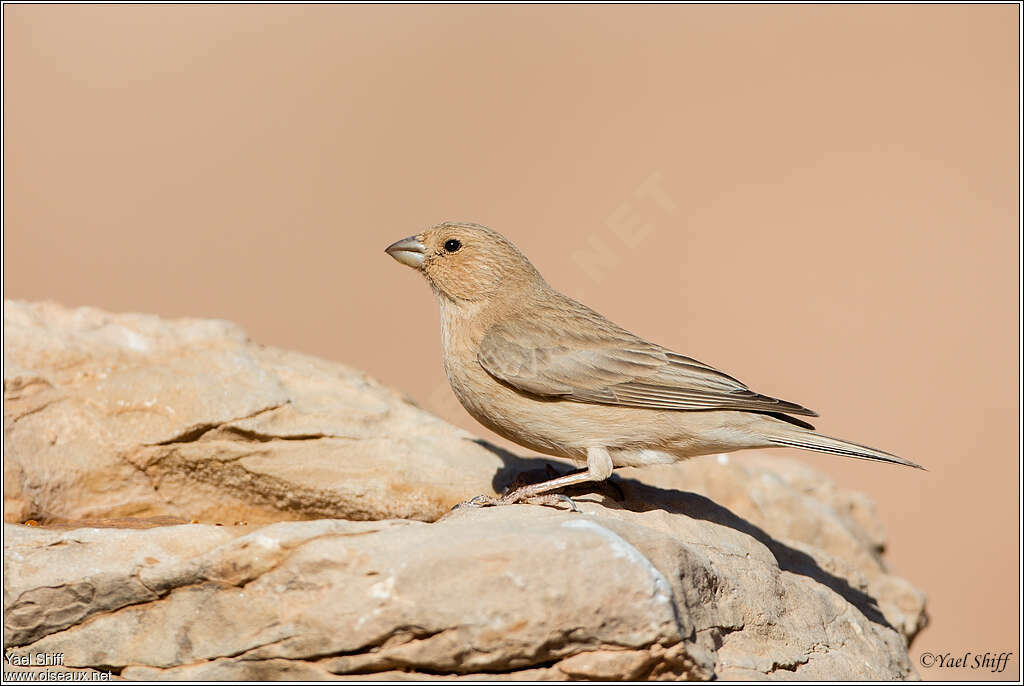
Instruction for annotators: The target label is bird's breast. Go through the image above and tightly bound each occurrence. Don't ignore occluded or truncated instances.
[437,297,490,410]
[436,298,566,454]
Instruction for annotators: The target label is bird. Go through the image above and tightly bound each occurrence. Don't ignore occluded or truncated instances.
[385,222,923,507]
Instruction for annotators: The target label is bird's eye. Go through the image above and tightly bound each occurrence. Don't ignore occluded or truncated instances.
[443,239,462,253]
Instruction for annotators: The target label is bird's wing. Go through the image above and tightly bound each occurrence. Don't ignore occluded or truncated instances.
[478,313,817,417]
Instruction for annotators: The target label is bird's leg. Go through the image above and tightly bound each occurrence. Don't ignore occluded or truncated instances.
[444,491,579,518]
[500,469,593,501]
[448,471,590,511]
[499,446,614,505]
[447,448,613,514]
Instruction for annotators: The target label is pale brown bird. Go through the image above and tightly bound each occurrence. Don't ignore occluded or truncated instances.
[385,222,923,506]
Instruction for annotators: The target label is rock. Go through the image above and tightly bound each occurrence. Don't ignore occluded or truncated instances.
[4,486,923,680]
[3,300,536,525]
[3,301,926,679]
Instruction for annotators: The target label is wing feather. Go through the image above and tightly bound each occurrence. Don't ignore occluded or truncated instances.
[478,311,817,417]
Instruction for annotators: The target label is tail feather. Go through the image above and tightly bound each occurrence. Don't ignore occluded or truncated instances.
[767,430,925,470]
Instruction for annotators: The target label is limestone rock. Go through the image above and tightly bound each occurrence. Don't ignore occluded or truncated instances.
[5,486,924,680]
[3,302,926,679]
[3,300,535,525]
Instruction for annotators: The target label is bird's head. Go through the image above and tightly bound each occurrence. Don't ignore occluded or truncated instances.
[385,222,545,302]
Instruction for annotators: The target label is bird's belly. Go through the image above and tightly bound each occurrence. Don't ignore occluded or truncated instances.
[607,448,679,467]
[445,365,584,458]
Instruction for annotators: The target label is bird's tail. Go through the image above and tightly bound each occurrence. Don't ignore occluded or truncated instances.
[765,428,925,470]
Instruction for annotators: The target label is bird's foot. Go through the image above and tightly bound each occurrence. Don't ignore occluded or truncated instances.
[499,484,579,511]
[515,491,580,512]
[439,495,496,521]
[447,489,579,514]
[443,494,500,514]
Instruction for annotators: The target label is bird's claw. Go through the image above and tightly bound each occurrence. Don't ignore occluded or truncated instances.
[522,493,579,512]
[447,494,500,512]
[447,489,579,514]
[500,486,579,511]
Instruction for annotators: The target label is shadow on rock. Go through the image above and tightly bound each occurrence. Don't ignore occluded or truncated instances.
[612,478,897,635]
[473,441,897,636]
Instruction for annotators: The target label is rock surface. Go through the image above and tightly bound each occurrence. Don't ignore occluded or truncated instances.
[3,300,536,525]
[3,301,927,679]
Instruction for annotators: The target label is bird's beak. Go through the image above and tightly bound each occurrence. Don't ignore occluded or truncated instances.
[384,235,427,269]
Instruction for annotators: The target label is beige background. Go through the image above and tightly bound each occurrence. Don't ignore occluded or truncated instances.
[3,5,1019,680]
